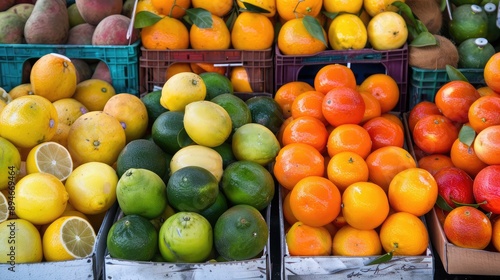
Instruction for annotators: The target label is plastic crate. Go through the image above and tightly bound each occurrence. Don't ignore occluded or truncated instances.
[409,67,486,110]
[139,48,273,95]
[0,41,140,95]
[274,44,409,112]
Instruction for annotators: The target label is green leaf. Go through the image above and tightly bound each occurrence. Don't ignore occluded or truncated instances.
[458,125,476,147]
[415,20,429,34]
[186,8,213,28]
[239,1,271,14]
[321,11,339,20]
[303,15,327,47]
[436,195,455,212]
[225,8,238,31]
[440,0,447,12]
[134,11,163,29]
[409,32,437,47]
[392,1,420,29]
[446,65,469,82]
[177,128,194,148]
[368,251,393,265]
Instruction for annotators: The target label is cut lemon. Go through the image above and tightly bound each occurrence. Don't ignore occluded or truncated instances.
[0,191,8,223]
[26,141,73,181]
[42,216,96,261]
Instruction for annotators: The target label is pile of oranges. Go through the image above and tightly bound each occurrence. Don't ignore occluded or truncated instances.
[274,63,435,257]
[408,52,500,252]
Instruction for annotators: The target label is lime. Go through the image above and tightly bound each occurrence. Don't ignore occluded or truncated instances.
[159,212,213,263]
[232,123,281,166]
[183,100,233,147]
[152,111,192,155]
[107,214,158,261]
[211,93,252,135]
[214,204,268,261]
[0,136,21,190]
[200,72,234,100]
[116,139,168,178]
[170,144,224,182]
[167,166,219,212]
[448,4,488,45]
[116,168,168,219]
[160,72,206,111]
[212,142,237,169]
[245,95,284,135]
[458,38,496,68]
[141,90,168,127]
[199,192,229,227]
[221,160,275,211]
[0,219,43,263]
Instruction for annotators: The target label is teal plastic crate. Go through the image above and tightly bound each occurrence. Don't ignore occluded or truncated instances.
[409,67,485,110]
[0,41,140,95]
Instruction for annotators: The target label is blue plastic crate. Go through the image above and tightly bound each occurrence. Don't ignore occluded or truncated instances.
[0,41,140,95]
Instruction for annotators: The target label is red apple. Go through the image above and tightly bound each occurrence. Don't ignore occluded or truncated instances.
[473,165,500,214]
[434,166,475,209]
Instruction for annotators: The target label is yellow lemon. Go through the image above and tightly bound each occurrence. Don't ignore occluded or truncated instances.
[103,93,149,143]
[232,123,281,166]
[8,83,34,100]
[13,172,69,225]
[26,141,73,181]
[0,191,8,223]
[160,72,206,111]
[42,216,96,261]
[51,122,71,148]
[324,0,363,14]
[0,219,43,263]
[64,162,118,215]
[72,78,116,112]
[236,0,276,17]
[364,0,404,17]
[170,145,224,182]
[30,53,77,102]
[367,11,408,50]
[328,13,367,50]
[0,136,21,191]
[52,98,89,126]
[0,95,58,149]
[183,100,232,147]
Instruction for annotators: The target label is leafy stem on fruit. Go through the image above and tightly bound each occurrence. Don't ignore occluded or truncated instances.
[303,15,328,47]
[436,195,455,212]
[458,125,476,147]
[391,1,437,47]
[368,250,394,265]
[237,0,271,14]
[184,8,213,28]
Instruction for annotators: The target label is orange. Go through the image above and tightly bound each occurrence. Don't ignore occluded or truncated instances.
[332,211,347,229]
[408,101,441,132]
[229,66,253,92]
[231,12,274,50]
[362,116,404,151]
[30,53,77,102]
[332,225,382,256]
[166,63,192,81]
[140,16,189,50]
[273,143,325,190]
[277,116,294,146]
[443,206,492,250]
[484,52,500,93]
[136,0,160,15]
[366,11,408,50]
[379,211,429,255]
[434,80,480,124]
[450,137,488,178]
[314,64,357,94]
[380,113,403,129]
[365,146,417,193]
[492,217,500,252]
[477,86,500,97]
[412,114,459,155]
[388,167,438,217]
[360,91,382,124]
[286,221,332,256]
[275,81,315,119]
[468,95,500,133]
[277,17,327,55]
[327,151,369,193]
[290,90,327,124]
[276,0,323,22]
[322,87,365,127]
[364,0,404,17]
[191,0,233,17]
[236,0,276,17]
[474,125,500,165]
[281,116,328,152]
[417,154,455,177]
[190,14,231,50]
[151,0,190,18]
[358,73,399,114]
[341,181,389,230]
[289,176,341,227]
[283,191,299,225]
[190,63,226,75]
[326,124,372,159]
[72,79,116,112]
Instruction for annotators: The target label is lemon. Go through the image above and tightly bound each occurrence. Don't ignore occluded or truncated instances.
[13,173,69,225]
[367,11,408,50]
[65,162,118,215]
[183,100,232,147]
[324,0,363,14]
[364,0,404,17]
[43,216,96,261]
[0,95,58,149]
[52,98,88,126]
[72,79,116,112]
[160,72,206,111]
[30,53,77,102]
[26,141,73,181]
[232,123,281,166]
[8,83,34,100]
[170,145,224,182]
[0,136,21,190]
[0,191,8,223]
[0,219,43,263]
[328,13,367,50]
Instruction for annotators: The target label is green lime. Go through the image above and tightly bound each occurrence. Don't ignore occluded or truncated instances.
[183,101,232,147]
[211,93,252,136]
[245,95,284,135]
[232,123,281,166]
[199,192,229,227]
[212,142,236,169]
[221,160,275,211]
[159,212,213,263]
[107,214,158,261]
[167,166,219,212]
[448,4,488,45]
[458,38,496,68]
[152,111,192,155]
[116,139,168,179]
[200,72,234,100]
[214,204,268,261]
[141,90,168,127]
[116,168,168,219]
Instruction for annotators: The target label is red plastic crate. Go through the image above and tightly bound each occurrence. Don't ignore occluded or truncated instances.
[275,44,409,112]
[139,48,273,95]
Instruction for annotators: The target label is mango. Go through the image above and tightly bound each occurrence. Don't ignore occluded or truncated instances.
[0,11,25,44]
[75,0,122,26]
[24,0,69,44]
